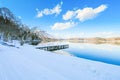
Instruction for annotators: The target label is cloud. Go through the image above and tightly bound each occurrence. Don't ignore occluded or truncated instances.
[63,11,75,20]
[77,32,119,38]
[51,21,75,30]
[93,32,118,38]
[51,32,120,38]
[63,4,107,22]
[36,2,63,18]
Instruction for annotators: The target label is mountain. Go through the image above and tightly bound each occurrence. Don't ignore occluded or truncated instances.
[0,7,55,44]
[0,7,18,22]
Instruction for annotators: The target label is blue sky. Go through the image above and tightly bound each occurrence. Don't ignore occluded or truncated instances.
[0,0,120,38]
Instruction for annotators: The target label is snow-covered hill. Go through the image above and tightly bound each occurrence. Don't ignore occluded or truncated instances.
[0,43,120,80]
[0,7,17,22]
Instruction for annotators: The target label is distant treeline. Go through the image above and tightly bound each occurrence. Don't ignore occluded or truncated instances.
[65,37,120,45]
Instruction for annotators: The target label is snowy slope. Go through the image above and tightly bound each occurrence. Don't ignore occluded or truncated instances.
[0,43,120,80]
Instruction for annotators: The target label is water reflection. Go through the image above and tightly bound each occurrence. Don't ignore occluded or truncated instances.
[64,42,120,66]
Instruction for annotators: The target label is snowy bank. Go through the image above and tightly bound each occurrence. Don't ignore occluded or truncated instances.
[0,43,120,80]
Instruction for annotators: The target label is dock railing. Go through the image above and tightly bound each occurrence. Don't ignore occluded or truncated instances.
[36,44,69,51]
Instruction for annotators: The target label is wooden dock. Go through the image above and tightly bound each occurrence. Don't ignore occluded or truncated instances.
[36,44,69,51]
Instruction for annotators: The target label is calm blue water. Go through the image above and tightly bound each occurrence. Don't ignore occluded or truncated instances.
[63,43,120,66]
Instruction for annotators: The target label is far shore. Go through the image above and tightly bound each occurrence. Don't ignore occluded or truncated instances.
[61,37,120,45]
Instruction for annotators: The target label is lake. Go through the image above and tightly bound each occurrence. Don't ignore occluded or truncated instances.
[63,43,120,66]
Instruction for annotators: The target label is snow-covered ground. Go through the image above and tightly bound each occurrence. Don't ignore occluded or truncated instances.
[0,42,120,80]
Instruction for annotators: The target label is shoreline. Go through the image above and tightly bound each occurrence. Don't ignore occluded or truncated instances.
[53,50,73,56]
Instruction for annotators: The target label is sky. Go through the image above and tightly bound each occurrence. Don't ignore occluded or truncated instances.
[0,0,120,38]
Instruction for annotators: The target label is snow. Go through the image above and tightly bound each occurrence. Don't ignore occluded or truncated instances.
[0,43,120,80]
[37,41,68,47]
